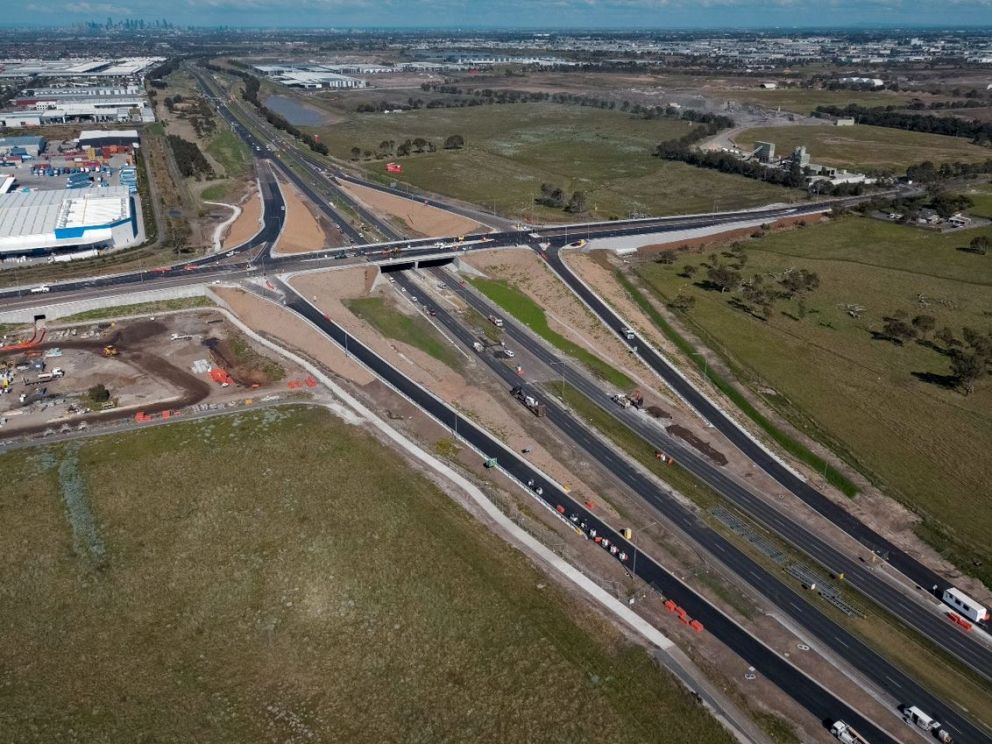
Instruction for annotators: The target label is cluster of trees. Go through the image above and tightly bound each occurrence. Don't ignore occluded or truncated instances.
[676,246,822,321]
[164,93,217,139]
[815,104,992,146]
[166,134,213,178]
[657,140,808,189]
[876,313,992,394]
[860,190,973,223]
[905,158,992,183]
[534,184,587,213]
[348,134,463,160]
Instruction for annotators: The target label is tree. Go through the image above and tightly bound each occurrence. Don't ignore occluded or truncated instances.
[706,265,741,293]
[350,146,361,161]
[679,264,698,279]
[565,191,588,214]
[669,293,696,312]
[779,268,820,298]
[87,384,110,404]
[936,326,960,348]
[396,140,411,157]
[950,351,985,395]
[443,134,465,149]
[881,316,917,344]
[966,235,990,255]
[412,137,428,153]
[911,314,937,337]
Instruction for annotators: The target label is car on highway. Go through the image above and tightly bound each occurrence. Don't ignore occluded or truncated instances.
[29,285,50,293]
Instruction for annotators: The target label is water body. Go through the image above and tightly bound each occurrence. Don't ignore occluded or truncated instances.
[264,95,331,127]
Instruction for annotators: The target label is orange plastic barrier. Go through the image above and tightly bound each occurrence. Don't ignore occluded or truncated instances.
[689,619,704,633]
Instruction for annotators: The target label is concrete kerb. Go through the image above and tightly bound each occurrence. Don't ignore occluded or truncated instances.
[555,247,808,484]
[231,278,897,744]
[204,200,241,253]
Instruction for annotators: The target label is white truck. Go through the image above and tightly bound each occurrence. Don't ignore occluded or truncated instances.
[620,326,635,341]
[488,314,504,328]
[830,721,870,744]
[903,706,952,742]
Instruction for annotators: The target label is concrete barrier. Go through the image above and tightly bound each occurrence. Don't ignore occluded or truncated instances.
[0,283,210,323]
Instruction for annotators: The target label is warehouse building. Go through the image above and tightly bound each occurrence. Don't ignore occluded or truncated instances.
[0,186,136,255]
[77,129,141,149]
[0,136,46,157]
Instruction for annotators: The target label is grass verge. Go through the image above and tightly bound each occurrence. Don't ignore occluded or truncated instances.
[0,405,733,743]
[612,270,858,497]
[56,296,214,324]
[346,296,464,371]
[469,277,633,389]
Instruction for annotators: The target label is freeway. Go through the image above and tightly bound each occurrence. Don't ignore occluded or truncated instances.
[2,61,988,730]
[438,256,992,687]
[391,268,991,744]
[537,245,992,668]
[274,272,903,744]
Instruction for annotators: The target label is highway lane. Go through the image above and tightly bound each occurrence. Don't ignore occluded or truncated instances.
[394,269,991,744]
[276,273,904,744]
[436,263,992,685]
[539,247,992,653]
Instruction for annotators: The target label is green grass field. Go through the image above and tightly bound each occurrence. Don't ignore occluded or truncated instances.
[736,124,992,171]
[469,277,633,388]
[634,216,992,587]
[715,88,917,114]
[311,104,798,220]
[206,128,251,180]
[346,296,464,370]
[0,406,732,743]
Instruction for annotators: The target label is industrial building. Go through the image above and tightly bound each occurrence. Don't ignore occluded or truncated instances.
[0,136,46,158]
[0,57,164,79]
[77,130,140,149]
[0,186,136,256]
[252,64,367,89]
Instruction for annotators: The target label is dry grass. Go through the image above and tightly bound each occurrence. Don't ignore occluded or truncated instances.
[0,406,730,744]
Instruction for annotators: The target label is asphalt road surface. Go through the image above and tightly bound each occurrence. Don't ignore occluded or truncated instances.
[392,269,990,744]
[275,273,908,744]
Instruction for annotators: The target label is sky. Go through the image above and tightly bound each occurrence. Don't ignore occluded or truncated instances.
[9,0,992,29]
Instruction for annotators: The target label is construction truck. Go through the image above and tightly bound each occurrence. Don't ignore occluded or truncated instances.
[102,345,118,357]
[611,393,631,408]
[629,389,644,409]
[830,721,870,744]
[511,386,546,417]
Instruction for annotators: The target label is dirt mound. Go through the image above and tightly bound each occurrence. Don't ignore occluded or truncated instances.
[666,424,728,466]
[646,405,671,419]
[202,337,273,387]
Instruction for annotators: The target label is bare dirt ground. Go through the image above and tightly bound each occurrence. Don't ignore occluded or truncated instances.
[0,311,307,442]
[289,268,612,508]
[222,189,262,249]
[214,286,375,386]
[340,181,485,238]
[274,178,328,254]
[634,214,825,255]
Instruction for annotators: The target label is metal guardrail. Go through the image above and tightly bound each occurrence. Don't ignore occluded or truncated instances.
[713,507,866,618]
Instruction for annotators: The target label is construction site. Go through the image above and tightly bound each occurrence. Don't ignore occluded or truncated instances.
[0,308,302,440]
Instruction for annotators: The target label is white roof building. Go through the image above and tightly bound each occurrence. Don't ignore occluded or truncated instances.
[0,186,135,254]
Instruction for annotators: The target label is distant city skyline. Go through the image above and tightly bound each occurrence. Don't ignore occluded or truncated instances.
[7,1,992,30]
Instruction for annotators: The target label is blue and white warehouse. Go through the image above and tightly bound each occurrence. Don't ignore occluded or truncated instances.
[0,186,136,255]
